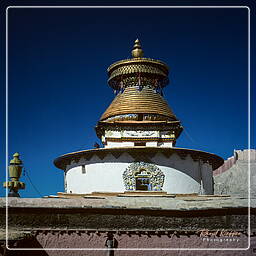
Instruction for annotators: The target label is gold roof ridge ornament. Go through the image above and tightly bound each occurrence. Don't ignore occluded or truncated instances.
[3,152,25,197]
[107,39,169,91]
[132,39,144,58]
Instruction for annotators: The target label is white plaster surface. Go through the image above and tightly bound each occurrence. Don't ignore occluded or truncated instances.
[105,130,121,138]
[123,130,158,137]
[146,141,158,147]
[104,130,174,148]
[66,162,129,194]
[105,141,134,148]
[65,152,213,194]
[160,131,174,138]
[158,142,173,147]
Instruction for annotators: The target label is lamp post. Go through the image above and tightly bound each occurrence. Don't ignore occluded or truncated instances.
[3,153,25,197]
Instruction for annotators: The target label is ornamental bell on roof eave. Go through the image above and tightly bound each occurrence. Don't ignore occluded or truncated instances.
[95,39,183,148]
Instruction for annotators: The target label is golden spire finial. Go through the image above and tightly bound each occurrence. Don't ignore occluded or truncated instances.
[10,152,22,164]
[3,152,25,197]
[132,39,144,58]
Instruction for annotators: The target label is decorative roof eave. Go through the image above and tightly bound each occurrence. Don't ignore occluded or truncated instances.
[53,147,223,171]
[107,58,169,74]
[95,120,183,139]
[106,137,176,142]
[99,120,181,125]
[97,120,181,126]
[107,40,170,89]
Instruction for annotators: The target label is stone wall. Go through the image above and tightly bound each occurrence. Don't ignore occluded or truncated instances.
[0,196,255,255]
[214,149,256,176]
[213,154,237,176]
[214,149,256,197]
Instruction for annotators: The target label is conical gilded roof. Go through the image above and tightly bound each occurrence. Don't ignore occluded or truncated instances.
[100,86,177,121]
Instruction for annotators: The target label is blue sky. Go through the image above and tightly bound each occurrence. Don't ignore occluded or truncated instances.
[0,5,254,197]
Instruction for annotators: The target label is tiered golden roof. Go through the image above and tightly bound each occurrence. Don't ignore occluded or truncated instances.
[96,39,183,140]
[100,86,177,121]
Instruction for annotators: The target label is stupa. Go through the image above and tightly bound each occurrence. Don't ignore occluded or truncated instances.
[2,40,254,254]
[54,40,223,195]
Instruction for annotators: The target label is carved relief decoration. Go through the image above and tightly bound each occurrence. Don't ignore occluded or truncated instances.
[125,131,156,137]
[123,162,165,191]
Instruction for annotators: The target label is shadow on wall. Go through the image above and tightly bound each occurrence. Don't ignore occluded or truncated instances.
[2,237,49,256]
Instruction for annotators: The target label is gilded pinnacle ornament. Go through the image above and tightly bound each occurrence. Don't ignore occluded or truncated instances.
[107,39,170,91]
[3,153,25,197]
[131,39,144,58]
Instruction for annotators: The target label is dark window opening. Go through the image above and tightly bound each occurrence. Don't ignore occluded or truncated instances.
[135,169,152,191]
[138,114,143,121]
[136,177,151,191]
[134,142,146,146]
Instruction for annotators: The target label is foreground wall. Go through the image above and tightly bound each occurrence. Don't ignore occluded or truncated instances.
[0,197,255,255]
[2,231,255,256]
